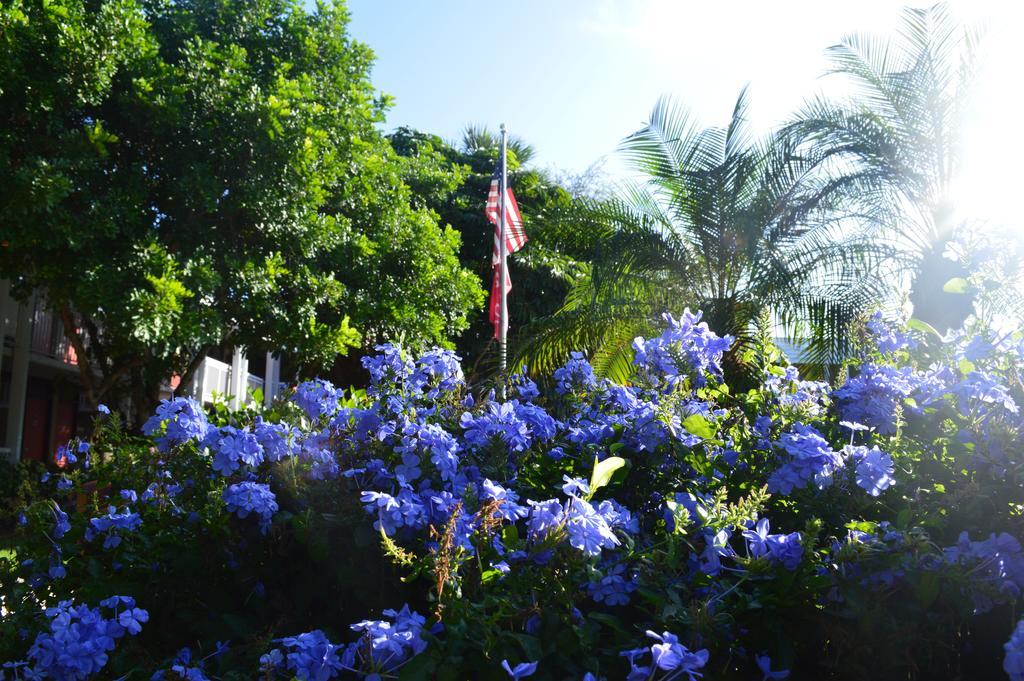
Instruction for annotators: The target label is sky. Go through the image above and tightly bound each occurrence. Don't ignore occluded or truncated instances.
[347,0,1023,227]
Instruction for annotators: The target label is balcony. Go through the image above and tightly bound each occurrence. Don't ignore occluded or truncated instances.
[187,355,284,406]
[29,305,78,365]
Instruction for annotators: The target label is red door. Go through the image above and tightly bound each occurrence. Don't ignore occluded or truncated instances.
[52,397,77,463]
[22,394,49,462]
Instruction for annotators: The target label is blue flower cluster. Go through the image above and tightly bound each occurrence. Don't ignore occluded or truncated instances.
[763,366,830,417]
[85,506,142,549]
[222,482,279,534]
[587,563,637,606]
[833,364,919,434]
[866,312,917,354]
[632,309,734,387]
[142,397,210,451]
[553,351,601,395]
[8,596,148,680]
[294,378,342,419]
[742,518,803,570]
[1006,618,1024,681]
[10,308,1021,680]
[261,604,427,680]
[846,445,896,497]
[943,531,1024,612]
[620,630,709,681]
[767,424,844,494]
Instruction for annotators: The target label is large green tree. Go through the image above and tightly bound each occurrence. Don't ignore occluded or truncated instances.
[518,89,894,381]
[0,0,481,418]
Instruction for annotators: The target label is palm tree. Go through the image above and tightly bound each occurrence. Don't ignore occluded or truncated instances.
[460,124,536,166]
[783,3,982,330]
[517,88,894,382]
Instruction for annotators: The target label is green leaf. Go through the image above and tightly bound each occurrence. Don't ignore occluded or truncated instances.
[942,277,970,294]
[681,413,716,440]
[906,318,941,338]
[589,455,626,494]
[480,569,503,584]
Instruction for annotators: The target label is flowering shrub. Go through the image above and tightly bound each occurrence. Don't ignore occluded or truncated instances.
[1,309,1022,679]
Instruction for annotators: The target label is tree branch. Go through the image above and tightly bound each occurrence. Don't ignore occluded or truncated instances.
[57,305,100,408]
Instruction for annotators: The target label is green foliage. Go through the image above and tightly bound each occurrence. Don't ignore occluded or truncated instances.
[388,126,576,377]
[519,89,894,379]
[0,0,480,417]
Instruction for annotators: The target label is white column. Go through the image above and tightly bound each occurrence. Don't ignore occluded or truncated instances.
[263,351,279,408]
[229,347,248,409]
[5,297,32,461]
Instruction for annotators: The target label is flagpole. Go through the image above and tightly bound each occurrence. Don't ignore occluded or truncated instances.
[498,123,509,375]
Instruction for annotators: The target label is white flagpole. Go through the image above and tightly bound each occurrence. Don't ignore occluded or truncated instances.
[498,123,509,375]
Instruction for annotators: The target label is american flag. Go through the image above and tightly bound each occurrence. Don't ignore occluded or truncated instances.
[485,163,526,338]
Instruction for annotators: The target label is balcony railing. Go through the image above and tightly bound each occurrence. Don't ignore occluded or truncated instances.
[188,357,281,406]
[192,357,231,404]
[29,304,77,365]
[246,374,264,394]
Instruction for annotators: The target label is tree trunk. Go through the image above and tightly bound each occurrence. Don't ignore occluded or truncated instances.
[57,305,101,408]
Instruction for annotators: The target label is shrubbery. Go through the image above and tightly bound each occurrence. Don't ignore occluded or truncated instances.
[2,311,1023,680]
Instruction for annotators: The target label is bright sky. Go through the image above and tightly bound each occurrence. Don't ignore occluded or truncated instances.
[347,0,1023,229]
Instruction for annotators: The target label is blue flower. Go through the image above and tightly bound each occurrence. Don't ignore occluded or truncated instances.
[743,518,803,570]
[952,371,1019,416]
[565,498,620,556]
[847,445,896,496]
[866,312,916,354]
[553,352,600,395]
[501,659,538,679]
[210,426,265,476]
[632,309,733,388]
[943,532,1024,612]
[292,379,341,419]
[459,401,533,453]
[223,482,278,534]
[767,424,844,494]
[763,366,829,416]
[274,630,344,681]
[117,607,150,635]
[85,506,142,548]
[508,368,540,401]
[756,653,791,680]
[362,344,415,394]
[97,403,111,414]
[345,604,428,675]
[255,418,299,462]
[51,504,71,539]
[142,397,210,451]
[587,563,637,605]
[623,631,708,680]
[1005,618,1024,681]
[22,597,147,679]
[480,479,528,520]
[527,499,565,540]
[410,348,464,398]
[833,364,919,434]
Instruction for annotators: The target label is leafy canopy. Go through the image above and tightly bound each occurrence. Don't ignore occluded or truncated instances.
[0,0,481,412]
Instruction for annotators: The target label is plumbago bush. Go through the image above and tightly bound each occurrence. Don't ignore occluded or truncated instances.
[2,310,1023,680]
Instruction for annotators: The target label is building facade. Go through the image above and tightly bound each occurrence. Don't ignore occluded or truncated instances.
[0,280,284,464]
